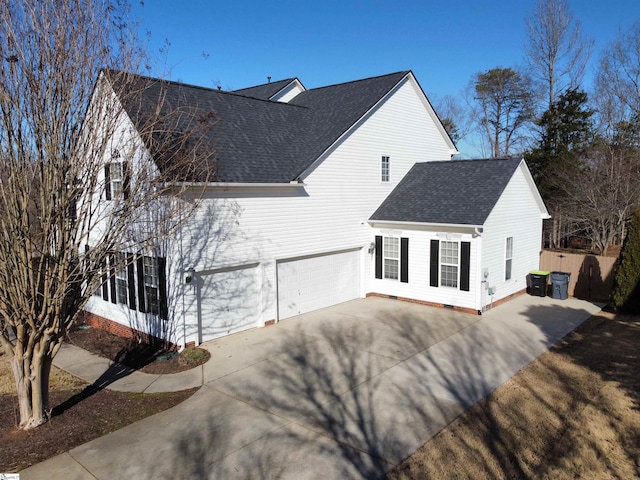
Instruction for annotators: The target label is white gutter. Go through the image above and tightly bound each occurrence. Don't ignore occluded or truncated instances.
[166,181,306,189]
[368,219,483,230]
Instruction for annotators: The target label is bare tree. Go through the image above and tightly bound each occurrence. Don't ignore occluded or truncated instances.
[474,68,535,158]
[596,21,640,126]
[553,141,640,255]
[431,93,476,145]
[0,0,213,429]
[524,0,593,110]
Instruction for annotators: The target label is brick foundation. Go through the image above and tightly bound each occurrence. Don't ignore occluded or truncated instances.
[480,288,526,312]
[81,311,176,349]
[366,288,526,315]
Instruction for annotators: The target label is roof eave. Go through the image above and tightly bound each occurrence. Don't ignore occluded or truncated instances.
[368,219,484,230]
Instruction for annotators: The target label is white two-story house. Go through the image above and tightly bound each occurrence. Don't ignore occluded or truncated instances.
[84,70,549,347]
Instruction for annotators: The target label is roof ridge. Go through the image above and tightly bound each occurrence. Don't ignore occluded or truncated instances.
[103,68,309,108]
[233,77,298,91]
[306,70,410,92]
[445,157,522,163]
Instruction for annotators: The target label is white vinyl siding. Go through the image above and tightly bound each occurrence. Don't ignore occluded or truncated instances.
[482,163,545,304]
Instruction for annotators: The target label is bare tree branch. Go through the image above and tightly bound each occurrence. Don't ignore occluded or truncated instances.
[0,0,213,429]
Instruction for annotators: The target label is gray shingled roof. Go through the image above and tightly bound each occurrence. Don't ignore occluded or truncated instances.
[369,158,523,226]
[107,70,409,183]
[232,78,299,100]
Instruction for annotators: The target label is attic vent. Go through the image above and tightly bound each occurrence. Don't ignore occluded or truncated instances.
[267,76,271,84]
[217,86,221,91]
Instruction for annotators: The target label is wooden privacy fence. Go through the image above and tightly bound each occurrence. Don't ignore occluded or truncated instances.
[540,250,617,301]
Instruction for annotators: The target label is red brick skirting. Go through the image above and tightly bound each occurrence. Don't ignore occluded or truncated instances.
[366,288,526,315]
[81,311,176,349]
[481,289,526,312]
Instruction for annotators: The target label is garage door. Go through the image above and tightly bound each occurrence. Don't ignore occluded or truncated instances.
[198,265,259,342]
[277,249,361,320]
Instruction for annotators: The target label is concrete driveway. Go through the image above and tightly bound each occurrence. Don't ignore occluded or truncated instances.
[23,294,602,479]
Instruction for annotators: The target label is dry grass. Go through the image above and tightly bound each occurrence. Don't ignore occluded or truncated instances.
[0,350,85,396]
[386,311,640,480]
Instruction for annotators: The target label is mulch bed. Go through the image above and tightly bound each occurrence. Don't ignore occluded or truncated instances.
[0,386,197,472]
[0,324,209,472]
[66,324,210,375]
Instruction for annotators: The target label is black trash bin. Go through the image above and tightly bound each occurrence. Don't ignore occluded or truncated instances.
[550,271,571,300]
[529,270,550,297]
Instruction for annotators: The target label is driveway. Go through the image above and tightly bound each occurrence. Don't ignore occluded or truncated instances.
[23,294,602,479]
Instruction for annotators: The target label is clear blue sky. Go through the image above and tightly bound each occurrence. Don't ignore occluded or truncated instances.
[134,0,640,157]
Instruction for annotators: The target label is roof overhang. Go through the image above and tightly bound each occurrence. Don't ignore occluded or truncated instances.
[368,219,483,230]
[164,181,307,191]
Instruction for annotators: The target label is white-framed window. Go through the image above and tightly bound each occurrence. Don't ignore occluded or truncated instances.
[115,252,129,305]
[505,237,513,281]
[143,256,159,315]
[440,241,459,288]
[109,162,124,198]
[383,236,399,280]
[381,155,390,182]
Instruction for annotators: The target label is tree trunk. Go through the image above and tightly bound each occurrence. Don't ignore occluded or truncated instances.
[11,343,53,429]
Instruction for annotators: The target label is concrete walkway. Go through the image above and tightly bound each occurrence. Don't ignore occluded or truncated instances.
[52,342,204,394]
[22,294,602,479]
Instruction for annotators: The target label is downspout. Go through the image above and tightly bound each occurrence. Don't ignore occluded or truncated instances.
[474,227,484,314]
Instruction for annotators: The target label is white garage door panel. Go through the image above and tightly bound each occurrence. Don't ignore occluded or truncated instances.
[278,249,360,319]
[199,266,259,342]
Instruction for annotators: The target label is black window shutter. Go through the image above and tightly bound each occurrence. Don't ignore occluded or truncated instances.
[375,236,382,279]
[123,161,130,200]
[108,253,116,304]
[104,164,111,200]
[137,256,146,313]
[460,241,471,292]
[101,260,109,300]
[430,239,439,287]
[158,257,168,320]
[400,237,409,283]
[127,253,136,309]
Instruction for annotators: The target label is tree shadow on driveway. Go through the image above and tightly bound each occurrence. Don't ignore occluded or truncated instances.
[161,299,584,479]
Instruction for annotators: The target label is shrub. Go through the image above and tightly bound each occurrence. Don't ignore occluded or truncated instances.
[612,210,640,313]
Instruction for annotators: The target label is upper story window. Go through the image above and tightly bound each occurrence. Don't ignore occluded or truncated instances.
[440,241,459,288]
[505,237,513,281]
[104,159,129,200]
[381,155,390,182]
[383,236,399,279]
[110,163,124,197]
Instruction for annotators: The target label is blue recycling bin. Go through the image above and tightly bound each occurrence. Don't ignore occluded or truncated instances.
[550,271,571,300]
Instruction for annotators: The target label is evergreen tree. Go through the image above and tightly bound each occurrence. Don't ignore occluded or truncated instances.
[526,87,594,198]
[612,210,640,313]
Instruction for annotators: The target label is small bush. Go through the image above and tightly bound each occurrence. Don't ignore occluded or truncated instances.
[182,347,206,363]
[612,210,640,313]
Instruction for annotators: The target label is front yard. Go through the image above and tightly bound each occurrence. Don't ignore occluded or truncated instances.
[386,310,640,479]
